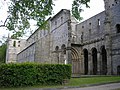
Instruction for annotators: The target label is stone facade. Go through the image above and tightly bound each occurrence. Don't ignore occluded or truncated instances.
[6,38,26,63]
[16,9,78,64]
[6,0,120,76]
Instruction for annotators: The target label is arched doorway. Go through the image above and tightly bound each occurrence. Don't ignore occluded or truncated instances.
[101,46,107,75]
[92,48,98,75]
[83,49,88,75]
[71,47,80,75]
[117,66,120,75]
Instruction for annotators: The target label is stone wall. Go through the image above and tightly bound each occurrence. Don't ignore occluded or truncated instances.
[17,42,35,62]
[6,39,26,63]
[6,1,120,75]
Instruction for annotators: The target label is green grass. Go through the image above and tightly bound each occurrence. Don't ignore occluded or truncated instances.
[67,76,120,87]
[1,76,120,90]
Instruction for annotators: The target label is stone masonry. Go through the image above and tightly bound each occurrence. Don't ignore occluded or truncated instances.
[6,0,120,76]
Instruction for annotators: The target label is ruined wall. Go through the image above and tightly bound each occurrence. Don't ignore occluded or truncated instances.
[17,42,35,62]
[74,1,120,75]
[35,31,51,63]
[6,39,26,63]
[110,3,120,74]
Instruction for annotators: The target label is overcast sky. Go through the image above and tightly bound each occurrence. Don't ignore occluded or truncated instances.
[53,0,104,21]
[0,0,105,41]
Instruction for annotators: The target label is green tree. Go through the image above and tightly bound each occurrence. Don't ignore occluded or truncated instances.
[0,0,90,37]
[0,43,7,64]
[72,0,90,21]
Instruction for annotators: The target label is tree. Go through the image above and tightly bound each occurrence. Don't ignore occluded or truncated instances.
[72,0,90,20]
[0,0,90,38]
[0,43,7,64]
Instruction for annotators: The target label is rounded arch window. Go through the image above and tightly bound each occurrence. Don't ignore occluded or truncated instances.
[61,44,66,54]
[55,46,59,51]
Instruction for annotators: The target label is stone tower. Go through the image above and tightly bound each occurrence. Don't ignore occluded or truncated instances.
[104,0,120,74]
[6,38,26,63]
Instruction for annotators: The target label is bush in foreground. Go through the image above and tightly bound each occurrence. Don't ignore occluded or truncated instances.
[0,62,71,87]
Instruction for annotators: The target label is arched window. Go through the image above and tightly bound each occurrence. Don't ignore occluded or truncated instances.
[61,44,66,54]
[55,46,59,51]
[101,46,107,75]
[116,24,120,33]
[92,48,98,75]
[83,49,88,75]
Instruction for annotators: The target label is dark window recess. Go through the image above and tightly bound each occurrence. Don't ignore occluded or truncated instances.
[61,17,63,22]
[114,0,118,4]
[89,29,91,35]
[13,41,16,47]
[55,21,57,25]
[89,23,91,25]
[81,32,84,43]
[82,26,84,28]
[116,24,120,33]
[112,4,114,6]
[55,46,59,51]
[98,19,101,26]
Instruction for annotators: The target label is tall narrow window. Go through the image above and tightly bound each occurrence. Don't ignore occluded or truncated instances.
[55,46,59,63]
[55,21,57,25]
[13,41,16,47]
[98,19,101,26]
[116,24,120,33]
[82,26,84,28]
[89,29,91,35]
[61,17,63,23]
[81,32,84,43]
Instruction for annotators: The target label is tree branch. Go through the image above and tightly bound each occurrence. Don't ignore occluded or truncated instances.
[0,17,9,27]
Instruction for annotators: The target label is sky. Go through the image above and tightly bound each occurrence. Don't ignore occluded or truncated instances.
[53,0,104,21]
[0,0,105,42]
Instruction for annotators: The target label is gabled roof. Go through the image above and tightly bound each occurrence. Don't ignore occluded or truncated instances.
[50,9,70,21]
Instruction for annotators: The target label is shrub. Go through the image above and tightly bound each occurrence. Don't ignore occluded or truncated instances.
[0,62,71,87]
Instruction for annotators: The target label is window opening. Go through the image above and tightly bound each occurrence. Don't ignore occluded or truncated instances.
[116,24,120,33]
[13,41,16,47]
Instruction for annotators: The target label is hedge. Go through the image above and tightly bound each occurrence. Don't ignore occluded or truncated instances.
[0,62,71,87]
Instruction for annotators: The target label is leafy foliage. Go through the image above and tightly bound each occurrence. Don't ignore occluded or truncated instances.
[6,0,54,37]
[0,0,90,38]
[0,62,71,87]
[72,0,90,21]
[0,43,7,64]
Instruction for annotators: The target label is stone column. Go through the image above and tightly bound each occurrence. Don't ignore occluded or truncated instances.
[66,47,72,64]
[67,17,72,64]
[104,21,112,75]
[88,51,92,75]
[104,0,113,75]
[97,51,101,75]
[80,51,84,75]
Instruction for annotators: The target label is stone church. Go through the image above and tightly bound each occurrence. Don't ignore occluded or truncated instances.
[6,0,120,76]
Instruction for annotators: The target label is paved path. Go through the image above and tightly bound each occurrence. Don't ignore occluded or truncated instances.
[33,83,120,90]
[61,83,120,90]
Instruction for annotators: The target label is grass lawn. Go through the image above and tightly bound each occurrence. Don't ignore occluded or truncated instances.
[68,76,120,86]
[1,76,120,90]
